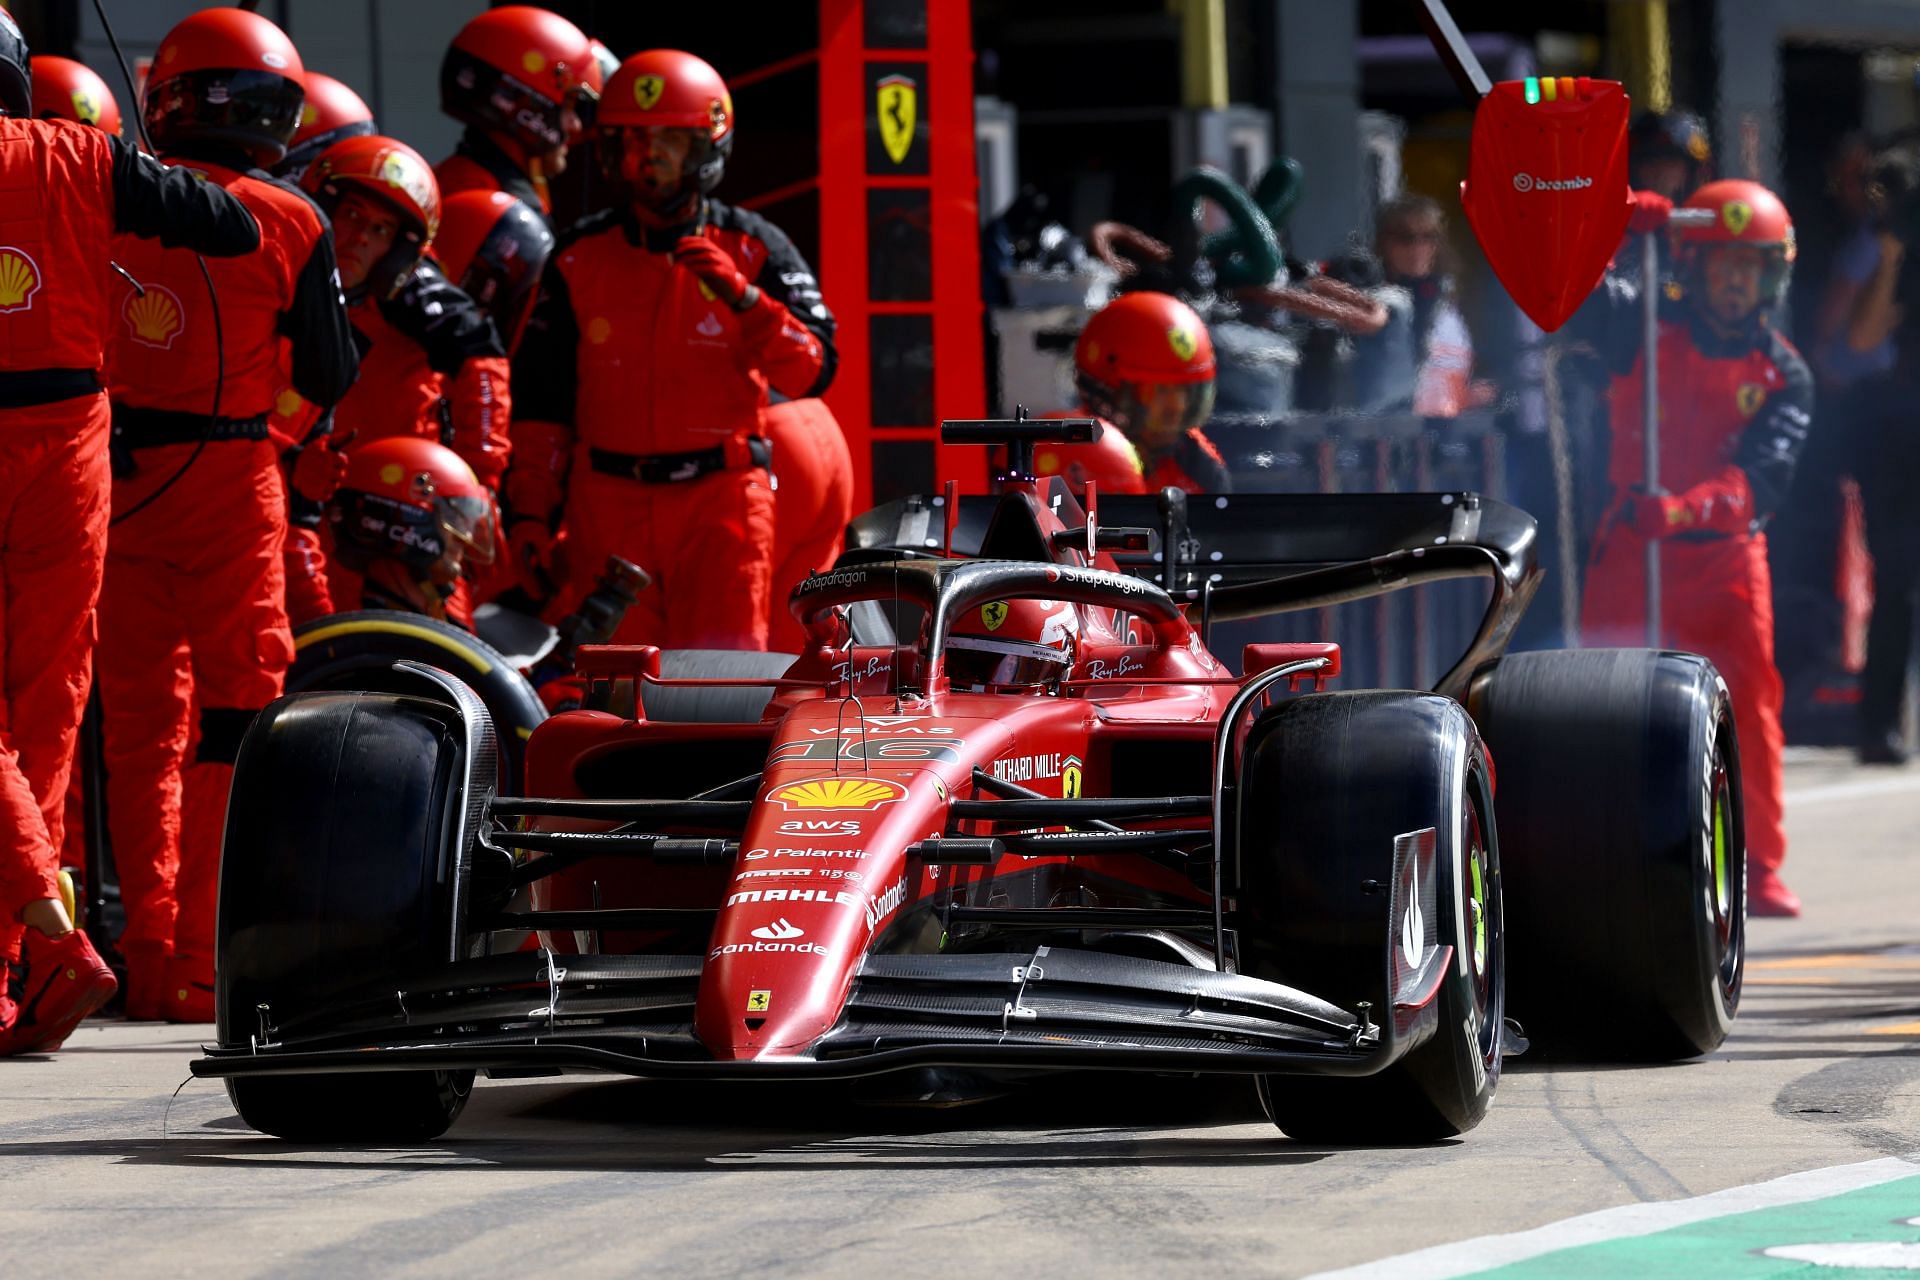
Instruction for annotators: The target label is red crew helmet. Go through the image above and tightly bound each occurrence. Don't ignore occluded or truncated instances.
[947,598,1080,692]
[1675,178,1796,312]
[302,134,441,301]
[440,5,593,159]
[29,56,121,135]
[0,9,29,119]
[276,70,374,179]
[328,436,496,581]
[143,7,305,164]
[1074,291,1217,451]
[598,49,734,213]
[431,190,555,349]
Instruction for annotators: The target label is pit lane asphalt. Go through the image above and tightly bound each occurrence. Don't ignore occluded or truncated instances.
[3,748,1917,1279]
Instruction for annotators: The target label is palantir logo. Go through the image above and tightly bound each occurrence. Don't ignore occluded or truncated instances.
[751,918,804,941]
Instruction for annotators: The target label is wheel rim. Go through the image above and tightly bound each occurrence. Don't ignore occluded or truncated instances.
[1463,772,1502,1071]
[1708,734,1743,999]
[1710,762,1733,944]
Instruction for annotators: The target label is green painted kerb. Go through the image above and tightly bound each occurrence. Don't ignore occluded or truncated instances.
[1465,1175,1920,1279]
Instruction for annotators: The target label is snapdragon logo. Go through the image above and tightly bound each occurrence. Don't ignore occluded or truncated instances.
[1513,173,1593,193]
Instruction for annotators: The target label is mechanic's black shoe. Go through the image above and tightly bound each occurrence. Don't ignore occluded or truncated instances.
[1858,730,1910,766]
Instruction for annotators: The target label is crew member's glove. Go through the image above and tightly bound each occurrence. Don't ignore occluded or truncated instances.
[290,434,350,503]
[1628,189,1674,236]
[1629,471,1753,539]
[672,235,757,311]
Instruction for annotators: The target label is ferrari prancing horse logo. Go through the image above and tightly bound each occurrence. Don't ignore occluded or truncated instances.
[1722,200,1754,236]
[878,74,917,165]
[1167,326,1198,361]
[1736,383,1766,418]
[633,74,665,110]
[981,601,1009,631]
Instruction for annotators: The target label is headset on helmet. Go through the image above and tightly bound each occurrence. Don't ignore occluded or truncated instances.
[947,598,1080,692]
[302,134,441,302]
[432,189,554,349]
[328,436,495,583]
[30,56,120,135]
[1675,178,1796,315]
[1074,291,1217,452]
[0,8,30,119]
[143,8,306,164]
[440,5,593,160]
[597,49,735,217]
[276,70,374,180]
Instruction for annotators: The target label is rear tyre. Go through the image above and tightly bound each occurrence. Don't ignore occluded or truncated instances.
[1474,649,1743,1060]
[217,689,486,1140]
[1237,692,1503,1143]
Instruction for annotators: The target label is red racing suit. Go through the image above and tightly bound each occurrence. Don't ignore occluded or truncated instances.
[1033,419,1231,495]
[282,262,511,624]
[764,396,854,653]
[1572,279,1814,881]
[101,148,357,1010]
[436,130,551,222]
[0,118,259,972]
[509,200,835,649]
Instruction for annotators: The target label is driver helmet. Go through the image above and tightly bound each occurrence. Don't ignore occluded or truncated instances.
[29,56,121,134]
[947,598,1079,692]
[1674,179,1795,317]
[328,436,495,582]
[1074,291,1217,456]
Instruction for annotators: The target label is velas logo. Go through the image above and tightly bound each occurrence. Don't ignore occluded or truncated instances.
[633,74,665,110]
[877,74,917,165]
[1167,326,1197,361]
[1512,173,1593,193]
[981,601,1009,631]
[0,247,42,314]
[1723,200,1754,236]
[125,285,185,349]
[766,777,906,811]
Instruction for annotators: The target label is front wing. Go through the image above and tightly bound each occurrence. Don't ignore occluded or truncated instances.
[192,946,1401,1082]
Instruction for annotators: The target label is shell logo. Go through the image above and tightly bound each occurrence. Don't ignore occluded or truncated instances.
[522,50,548,75]
[766,777,907,811]
[299,103,319,128]
[379,463,406,486]
[586,316,612,344]
[0,247,41,314]
[275,388,305,418]
[125,285,184,349]
[633,74,666,110]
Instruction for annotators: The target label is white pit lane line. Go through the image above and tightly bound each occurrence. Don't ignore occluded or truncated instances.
[1301,1157,1920,1280]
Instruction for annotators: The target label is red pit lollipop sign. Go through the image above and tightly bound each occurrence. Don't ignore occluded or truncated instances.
[1461,76,1632,332]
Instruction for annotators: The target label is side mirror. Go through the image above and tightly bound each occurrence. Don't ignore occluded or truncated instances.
[1461,77,1632,332]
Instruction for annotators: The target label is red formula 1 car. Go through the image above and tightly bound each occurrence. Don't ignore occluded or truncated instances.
[197,419,1744,1144]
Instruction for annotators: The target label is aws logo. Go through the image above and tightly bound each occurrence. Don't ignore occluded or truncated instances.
[0,247,42,314]
[125,285,185,349]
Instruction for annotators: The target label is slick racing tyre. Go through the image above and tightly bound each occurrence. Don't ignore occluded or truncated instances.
[216,689,488,1140]
[1474,649,1743,1060]
[289,610,545,788]
[1237,691,1503,1143]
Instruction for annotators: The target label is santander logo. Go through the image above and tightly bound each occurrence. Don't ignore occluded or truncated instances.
[751,918,804,941]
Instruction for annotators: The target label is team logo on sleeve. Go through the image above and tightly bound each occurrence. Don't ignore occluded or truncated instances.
[1736,383,1766,418]
[877,74,917,165]
[0,248,42,314]
[125,285,185,349]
